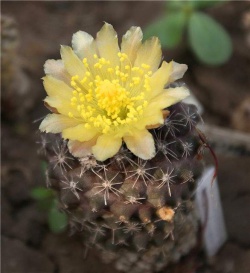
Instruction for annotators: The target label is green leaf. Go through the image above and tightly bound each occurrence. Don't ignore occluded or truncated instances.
[189,0,226,9]
[37,199,54,211]
[144,12,187,48]
[166,0,188,11]
[166,0,226,12]
[188,12,232,65]
[31,187,54,200]
[48,201,68,233]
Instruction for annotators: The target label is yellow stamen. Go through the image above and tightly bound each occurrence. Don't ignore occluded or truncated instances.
[68,53,152,134]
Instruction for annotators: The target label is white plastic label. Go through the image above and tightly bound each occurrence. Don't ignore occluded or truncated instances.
[195,166,227,257]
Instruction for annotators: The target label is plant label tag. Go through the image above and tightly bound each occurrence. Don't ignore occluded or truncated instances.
[195,166,227,257]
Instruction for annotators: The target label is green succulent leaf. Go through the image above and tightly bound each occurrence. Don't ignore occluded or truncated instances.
[189,0,226,9]
[167,0,226,10]
[144,11,187,48]
[48,201,68,233]
[31,187,54,200]
[166,0,188,11]
[188,11,232,65]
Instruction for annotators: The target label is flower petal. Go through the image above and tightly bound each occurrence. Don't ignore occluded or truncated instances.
[44,101,59,114]
[68,137,97,158]
[137,87,189,129]
[124,129,155,160]
[44,59,71,84]
[121,26,143,65]
[44,97,78,117]
[149,61,173,97]
[92,134,122,161]
[62,124,98,142]
[149,86,190,109]
[43,76,79,117]
[60,45,86,78]
[43,75,72,98]
[169,61,188,83]
[137,109,164,130]
[96,22,120,66]
[134,37,162,72]
[39,114,81,133]
[72,31,97,65]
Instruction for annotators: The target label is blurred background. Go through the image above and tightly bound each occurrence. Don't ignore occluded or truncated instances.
[1,1,250,273]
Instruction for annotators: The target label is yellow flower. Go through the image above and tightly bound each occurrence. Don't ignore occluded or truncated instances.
[39,23,189,161]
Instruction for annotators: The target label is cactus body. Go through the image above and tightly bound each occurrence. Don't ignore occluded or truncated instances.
[41,102,204,273]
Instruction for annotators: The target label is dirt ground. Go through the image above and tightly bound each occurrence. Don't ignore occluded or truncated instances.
[1,1,250,273]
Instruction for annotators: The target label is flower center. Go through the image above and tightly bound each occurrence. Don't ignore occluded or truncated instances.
[96,79,130,119]
[69,53,152,134]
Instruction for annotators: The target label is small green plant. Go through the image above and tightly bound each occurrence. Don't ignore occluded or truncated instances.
[31,161,68,233]
[144,0,232,65]
[31,187,68,233]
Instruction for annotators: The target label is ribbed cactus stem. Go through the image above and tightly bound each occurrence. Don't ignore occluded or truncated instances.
[40,102,204,272]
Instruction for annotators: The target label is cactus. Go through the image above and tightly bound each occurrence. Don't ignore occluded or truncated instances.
[38,23,205,272]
